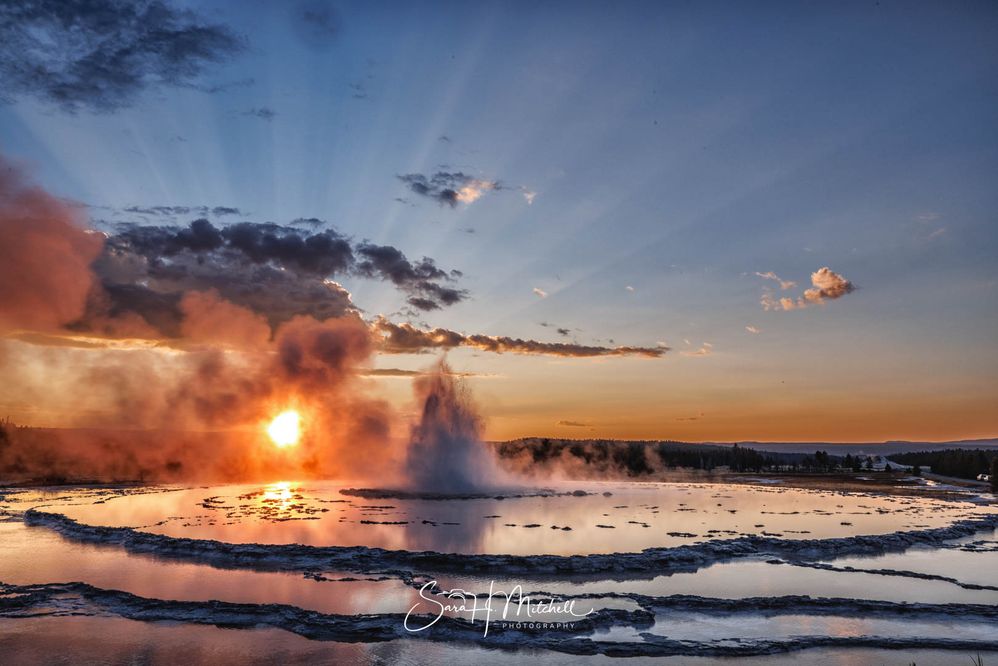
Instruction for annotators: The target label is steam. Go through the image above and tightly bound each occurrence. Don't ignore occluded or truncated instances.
[0,155,397,482]
[404,360,506,493]
[0,156,102,332]
[0,314,397,483]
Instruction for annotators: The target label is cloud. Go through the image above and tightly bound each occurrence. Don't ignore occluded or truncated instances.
[625,285,635,292]
[0,0,244,112]
[755,271,796,290]
[364,367,488,378]
[532,287,548,298]
[121,205,243,219]
[84,218,466,333]
[557,420,591,427]
[745,325,760,334]
[190,77,255,94]
[348,82,369,100]
[244,107,276,121]
[397,171,501,208]
[212,206,241,217]
[539,322,572,337]
[354,242,467,311]
[292,0,340,49]
[761,267,856,311]
[807,266,854,300]
[681,342,713,357]
[372,317,666,358]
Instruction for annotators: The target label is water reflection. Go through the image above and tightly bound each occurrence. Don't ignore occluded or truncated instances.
[46,481,996,556]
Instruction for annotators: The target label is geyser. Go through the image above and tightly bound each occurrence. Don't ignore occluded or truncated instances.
[404,360,504,493]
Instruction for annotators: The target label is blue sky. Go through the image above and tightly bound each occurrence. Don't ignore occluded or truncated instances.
[1,0,996,441]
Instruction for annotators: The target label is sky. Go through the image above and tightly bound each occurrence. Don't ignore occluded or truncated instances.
[1,0,997,443]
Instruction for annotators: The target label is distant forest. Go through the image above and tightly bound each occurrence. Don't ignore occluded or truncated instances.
[888,448,996,481]
[494,438,858,477]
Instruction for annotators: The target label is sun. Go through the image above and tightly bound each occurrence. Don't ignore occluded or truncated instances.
[267,410,301,448]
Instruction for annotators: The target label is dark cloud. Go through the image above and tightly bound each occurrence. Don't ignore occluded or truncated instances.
[86,219,466,332]
[397,171,499,208]
[372,317,666,358]
[293,0,340,48]
[0,0,244,112]
[540,322,572,337]
[557,420,591,427]
[188,77,255,94]
[219,222,353,275]
[349,82,368,100]
[355,243,468,311]
[121,205,242,218]
[405,297,441,312]
[244,107,276,121]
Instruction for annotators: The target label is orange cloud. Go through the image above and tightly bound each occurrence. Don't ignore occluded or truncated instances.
[761,267,855,311]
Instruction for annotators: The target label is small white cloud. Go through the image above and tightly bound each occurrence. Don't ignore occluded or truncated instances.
[755,271,796,290]
[625,285,635,292]
[681,341,713,357]
[532,287,548,298]
[745,325,760,334]
[522,189,537,205]
[927,226,947,240]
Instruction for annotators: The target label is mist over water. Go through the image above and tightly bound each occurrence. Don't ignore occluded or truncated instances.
[404,360,506,493]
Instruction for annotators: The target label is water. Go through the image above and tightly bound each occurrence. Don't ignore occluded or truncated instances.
[40,480,991,555]
[1,480,996,663]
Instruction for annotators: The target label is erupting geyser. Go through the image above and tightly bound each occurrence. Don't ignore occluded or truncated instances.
[404,360,504,493]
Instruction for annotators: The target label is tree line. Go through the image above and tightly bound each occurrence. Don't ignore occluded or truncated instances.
[888,448,997,483]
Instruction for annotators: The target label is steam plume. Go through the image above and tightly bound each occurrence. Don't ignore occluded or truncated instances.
[404,360,505,493]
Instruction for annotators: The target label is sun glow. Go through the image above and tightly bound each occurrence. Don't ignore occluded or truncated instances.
[267,410,301,448]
